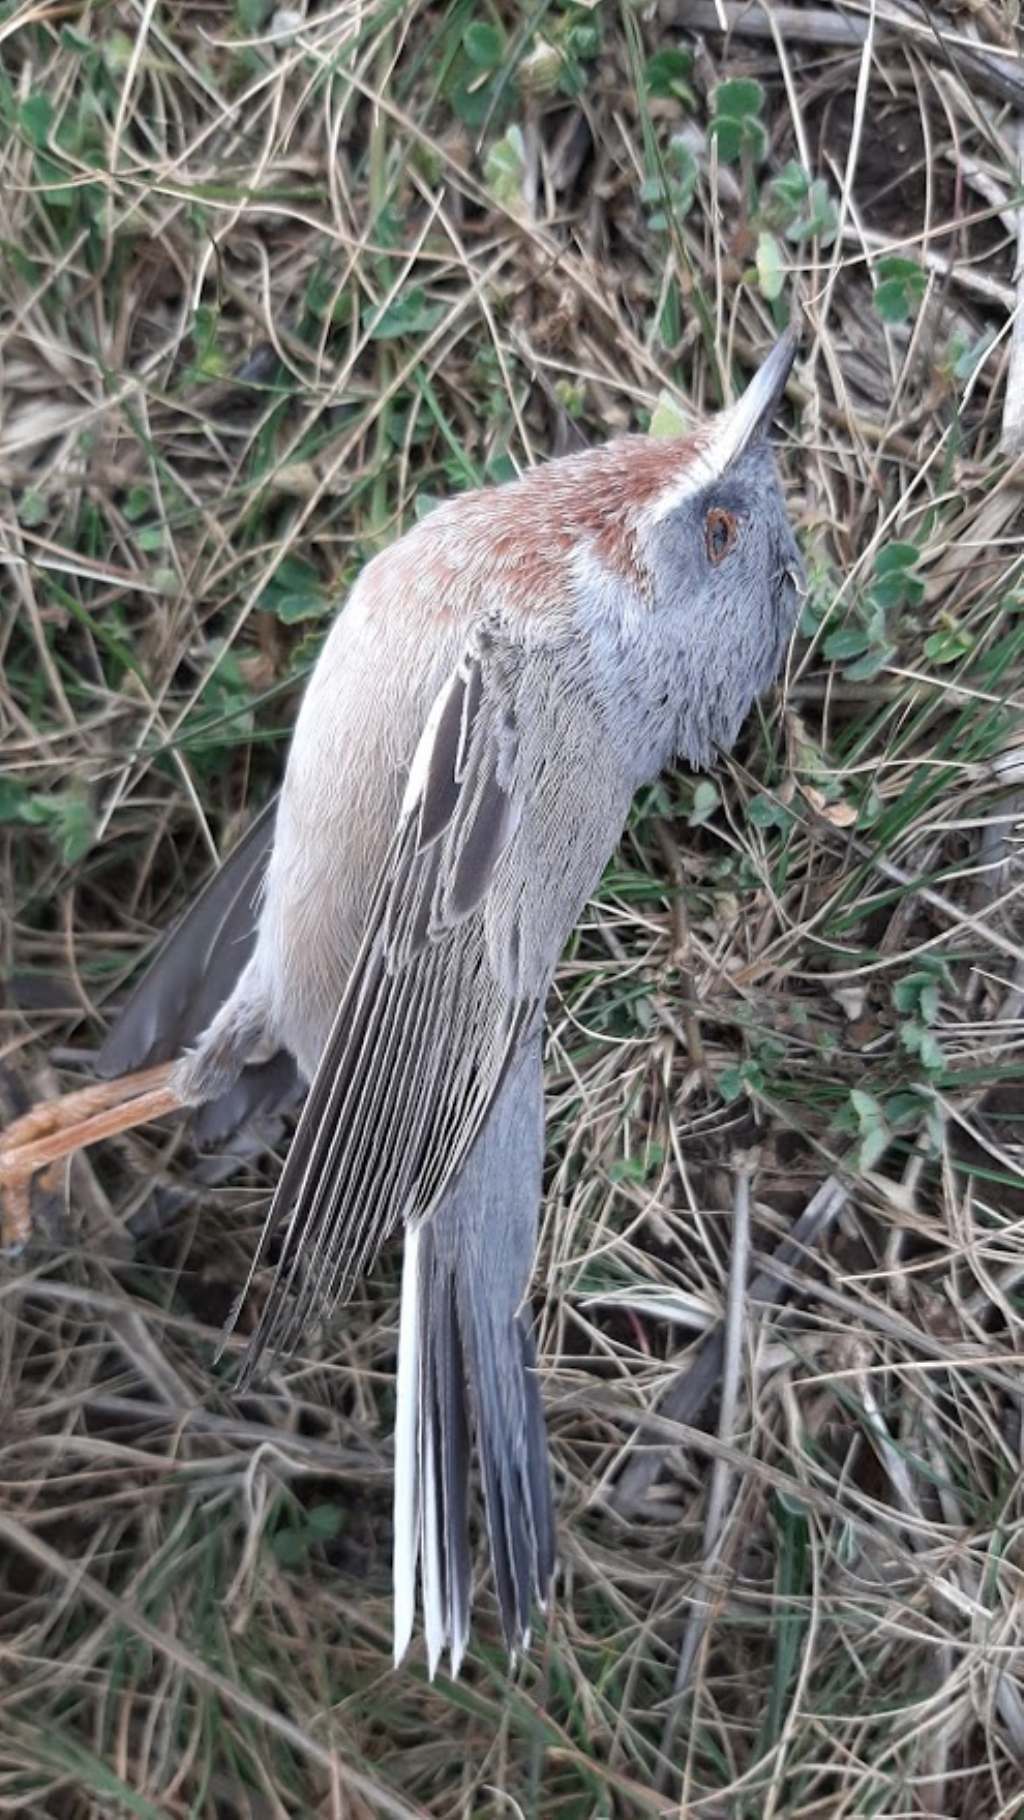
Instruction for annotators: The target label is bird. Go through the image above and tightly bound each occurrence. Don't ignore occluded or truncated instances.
[0,330,802,1678]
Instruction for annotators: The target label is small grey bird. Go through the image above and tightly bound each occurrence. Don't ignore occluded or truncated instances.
[0,332,801,1675]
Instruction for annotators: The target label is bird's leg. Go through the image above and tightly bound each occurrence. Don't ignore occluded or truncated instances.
[0,1062,183,1249]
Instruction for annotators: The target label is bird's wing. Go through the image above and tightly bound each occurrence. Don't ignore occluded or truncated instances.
[96,795,280,1077]
[235,629,541,1379]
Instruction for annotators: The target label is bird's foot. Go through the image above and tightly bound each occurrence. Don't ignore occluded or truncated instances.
[0,1062,182,1250]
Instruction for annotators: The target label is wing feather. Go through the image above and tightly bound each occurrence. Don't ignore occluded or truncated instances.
[96,796,279,1077]
[234,635,535,1382]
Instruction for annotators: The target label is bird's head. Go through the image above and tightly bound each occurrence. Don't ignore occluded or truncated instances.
[555,332,803,778]
[637,332,803,770]
[362,334,802,782]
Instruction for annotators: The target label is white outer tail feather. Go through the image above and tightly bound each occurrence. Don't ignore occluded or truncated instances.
[392,1222,422,1666]
[392,1220,469,1679]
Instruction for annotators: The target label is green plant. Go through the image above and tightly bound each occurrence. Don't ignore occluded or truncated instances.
[709,77,767,164]
[257,554,331,625]
[0,776,95,864]
[644,46,695,106]
[268,1502,345,1567]
[822,541,924,681]
[641,134,698,230]
[484,123,527,212]
[894,963,949,1075]
[760,161,838,245]
[873,254,928,322]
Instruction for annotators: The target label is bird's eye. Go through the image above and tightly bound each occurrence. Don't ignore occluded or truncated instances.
[705,507,739,565]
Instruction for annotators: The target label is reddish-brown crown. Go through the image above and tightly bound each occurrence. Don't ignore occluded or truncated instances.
[358,431,712,625]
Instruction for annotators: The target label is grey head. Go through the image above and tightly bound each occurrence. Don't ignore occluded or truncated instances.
[576,333,803,782]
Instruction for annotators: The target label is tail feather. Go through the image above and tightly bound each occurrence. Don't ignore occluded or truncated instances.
[461,1297,552,1655]
[391,1041,553,1675]
[392,1225,423,1667]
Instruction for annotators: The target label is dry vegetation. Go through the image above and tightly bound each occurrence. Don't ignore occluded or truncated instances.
[2,1,1024,1814]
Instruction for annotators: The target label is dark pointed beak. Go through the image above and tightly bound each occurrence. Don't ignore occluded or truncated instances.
[706,330,798,476]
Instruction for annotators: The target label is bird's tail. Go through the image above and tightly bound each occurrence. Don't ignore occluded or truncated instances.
[392,1041,555,1677]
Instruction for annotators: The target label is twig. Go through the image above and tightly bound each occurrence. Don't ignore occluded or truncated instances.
[1001,120,1024,457]
[83,1395,388,1476]
[673,2,1024,110]
[841,223,1016,312]
[658,1171,752,1780]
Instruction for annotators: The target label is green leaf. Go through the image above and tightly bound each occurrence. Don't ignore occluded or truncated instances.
[464,21,504,68]
[884,1092,925,1128]
[566,20,600,60]
[718,1059,764,1104]
[842,643,896,681]
[36,153,77,208]
[258,553,324,619]
[952,327,996,381]
[924,627,974,664]
[856,786,883,828]
[710,116,741,162]
[713,77,764,119]
[747,793,793,830]
[269,1530,306,1567]
[919,982,940,1025]
[306,1503,344,1539]
[786,178,839,248]
[874,278,910,323]
[873,257,926,325]
[893,971,941,1023]
[0,776,33,821]
[32,789,95,865]
[823,626,871,661]
[876,255,926,288]
[858,1124,890,1171]
[756,231,785,301]
[644,48,694,100]
[124,485,153,522]
[874,542,919,576]
[270,554,320,592]
[743,116,767,162]
[689,779,720,826]
[237,0,272,29]
[764,161,807,211]
[849,1089,889,1170]
[367,286,445,341]
[642,137,697,228]
[484,125,527,212]
[609,1150,664,1184]
[19,95,52,148]
[649,389,693,439]
[273,593,331,624]
[867,576,902,611]
[710,113,767,164]
[16,489,48,527]
[760,162,815,234]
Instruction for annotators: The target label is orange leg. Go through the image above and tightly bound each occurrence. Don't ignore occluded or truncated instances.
[0,1062,184,1249]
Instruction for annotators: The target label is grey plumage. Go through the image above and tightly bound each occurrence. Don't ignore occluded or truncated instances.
[98,332,802,1672]
[95,796,299,1140]
[395,1036,554,1676]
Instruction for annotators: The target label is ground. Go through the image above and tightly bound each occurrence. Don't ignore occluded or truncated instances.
[2,2,1024,1816]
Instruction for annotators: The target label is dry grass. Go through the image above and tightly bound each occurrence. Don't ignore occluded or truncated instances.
[2,1,1024,1814]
